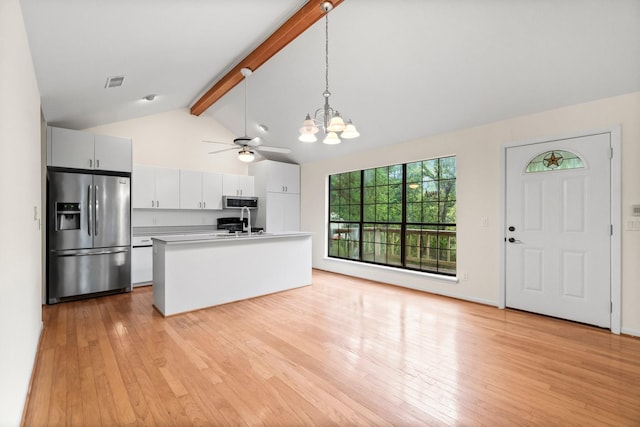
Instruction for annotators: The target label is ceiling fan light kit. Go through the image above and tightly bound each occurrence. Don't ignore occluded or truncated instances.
[298,1,359,145]
[237,147,255,163]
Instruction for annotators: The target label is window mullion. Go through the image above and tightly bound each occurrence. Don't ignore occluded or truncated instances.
[359,170,364,262]
[401,163,407,267]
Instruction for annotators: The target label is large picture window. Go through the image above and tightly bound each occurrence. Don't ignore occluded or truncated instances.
[328,156,456,275]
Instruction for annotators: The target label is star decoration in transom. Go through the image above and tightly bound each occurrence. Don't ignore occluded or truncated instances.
[543,151,563,169]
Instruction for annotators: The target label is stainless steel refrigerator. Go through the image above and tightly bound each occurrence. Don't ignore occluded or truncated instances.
[47,169,131,304]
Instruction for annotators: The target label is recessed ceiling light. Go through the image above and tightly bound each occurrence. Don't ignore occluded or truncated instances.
[105,75,125,88]
[143,94,156,101]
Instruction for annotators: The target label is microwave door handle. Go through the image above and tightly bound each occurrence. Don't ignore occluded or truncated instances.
[94,185,99,236]
[87,185,92,236]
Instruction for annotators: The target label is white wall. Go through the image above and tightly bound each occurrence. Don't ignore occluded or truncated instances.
[0,0,44,425]
[87,108,247,174]
[302,91,640,334]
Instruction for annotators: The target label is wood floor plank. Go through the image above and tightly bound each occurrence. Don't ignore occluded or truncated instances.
[23,269,640,425]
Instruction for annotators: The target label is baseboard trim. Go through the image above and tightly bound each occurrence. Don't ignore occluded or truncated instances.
[621,327,640,338]
[20,319,44,426]
[313,267,497,307]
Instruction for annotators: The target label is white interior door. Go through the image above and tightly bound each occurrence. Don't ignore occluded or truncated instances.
[505,133,611,328]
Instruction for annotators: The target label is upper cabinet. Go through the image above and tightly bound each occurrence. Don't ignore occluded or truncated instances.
[47,126,131,172]
[249,160,300,194]
[180,170,223,210]
[94,134,132,172]
[222,173,254,196]
[132,165,180,209]
[249,160,301,232]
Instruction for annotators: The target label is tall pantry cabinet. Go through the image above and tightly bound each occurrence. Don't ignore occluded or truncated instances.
[249,160,300,233]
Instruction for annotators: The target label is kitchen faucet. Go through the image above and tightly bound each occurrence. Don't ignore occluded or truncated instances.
[240,206,251,236]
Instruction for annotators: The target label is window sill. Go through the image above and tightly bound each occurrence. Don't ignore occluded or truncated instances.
[323,257,459,284]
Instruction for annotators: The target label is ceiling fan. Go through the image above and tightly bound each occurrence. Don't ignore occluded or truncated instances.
[205,68,291,162]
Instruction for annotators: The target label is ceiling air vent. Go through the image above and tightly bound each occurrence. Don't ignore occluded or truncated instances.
[105,75,125,88]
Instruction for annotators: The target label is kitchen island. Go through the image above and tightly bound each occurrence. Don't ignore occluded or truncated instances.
[151,232,312,316]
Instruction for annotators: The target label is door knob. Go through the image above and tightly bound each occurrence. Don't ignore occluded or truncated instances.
[508,237,516,243]
[508,226,515,231]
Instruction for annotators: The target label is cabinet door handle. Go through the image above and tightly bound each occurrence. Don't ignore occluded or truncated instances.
[203,201,206,208]
[199,202,201,208]
[96,159,100,168]
[89,159,93,168]
[157,200,160,208]
[151,200,155,208]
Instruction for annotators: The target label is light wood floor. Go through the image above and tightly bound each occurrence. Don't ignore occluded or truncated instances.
[24,269,640,426]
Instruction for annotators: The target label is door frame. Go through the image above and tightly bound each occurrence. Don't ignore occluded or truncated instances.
[499,126,621,333]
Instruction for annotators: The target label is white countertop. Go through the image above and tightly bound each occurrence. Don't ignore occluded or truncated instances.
[151,231,312,245]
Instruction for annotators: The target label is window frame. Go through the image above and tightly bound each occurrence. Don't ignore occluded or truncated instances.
[328,156,457,276]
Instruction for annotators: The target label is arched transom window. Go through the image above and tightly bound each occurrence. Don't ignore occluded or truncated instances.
[525,150,584,173]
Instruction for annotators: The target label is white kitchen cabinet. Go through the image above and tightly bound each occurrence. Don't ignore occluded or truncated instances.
[265,192,300,233]
[132,164,180,209]
[249,160,301,232]
[132,237,153,285]
[94,134,132,172]
[222,173,254,196]
[202,172,224,209]
[155,168,180,209]
[180,170,222,210]
[249,160,300,194]
[47,127,94,169]
[47,126,131,172]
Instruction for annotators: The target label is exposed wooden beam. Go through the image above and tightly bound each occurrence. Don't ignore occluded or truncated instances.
[190,0,343,116]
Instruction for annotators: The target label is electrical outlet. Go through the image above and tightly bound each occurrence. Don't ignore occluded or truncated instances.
[460,272,469,281]
[625,220,640,231]
[480,217,489,228]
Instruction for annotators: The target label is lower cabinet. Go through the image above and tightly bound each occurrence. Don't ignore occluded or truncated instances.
[132,238,153,285]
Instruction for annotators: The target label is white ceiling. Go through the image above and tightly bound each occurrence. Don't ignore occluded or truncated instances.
[21,0,640,164]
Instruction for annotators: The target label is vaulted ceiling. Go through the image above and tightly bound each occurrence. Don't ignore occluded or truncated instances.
[20,0,640,164]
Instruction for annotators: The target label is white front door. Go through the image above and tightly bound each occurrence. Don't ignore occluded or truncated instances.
[505,133,611,328]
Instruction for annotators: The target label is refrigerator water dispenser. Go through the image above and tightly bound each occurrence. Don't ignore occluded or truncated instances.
[56,202,80,230]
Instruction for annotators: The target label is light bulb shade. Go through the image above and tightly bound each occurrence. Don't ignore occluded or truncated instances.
[299,133,317,143]
[340,123,360,139]
[238,149,255,162]
[299,115,319,135]
[326,115,346,132]
[323,132,341,145]
[299,120,319,135]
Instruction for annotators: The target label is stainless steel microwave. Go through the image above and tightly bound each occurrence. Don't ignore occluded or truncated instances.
[222,195,258,209]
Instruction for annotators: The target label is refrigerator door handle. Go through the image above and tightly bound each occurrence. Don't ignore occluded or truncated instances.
[87,185,92,236]
[95,184,99,236]
[56,249,129,257]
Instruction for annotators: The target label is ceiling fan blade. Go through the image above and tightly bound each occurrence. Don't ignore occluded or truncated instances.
[203,140,234,146]
[208,147,237,154]
[256,145,292,154]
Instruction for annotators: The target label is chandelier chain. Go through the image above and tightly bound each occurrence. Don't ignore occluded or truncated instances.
[325,14,329,93]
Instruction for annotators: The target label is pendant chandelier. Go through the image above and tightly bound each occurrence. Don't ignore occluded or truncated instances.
[298,1,359,145]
